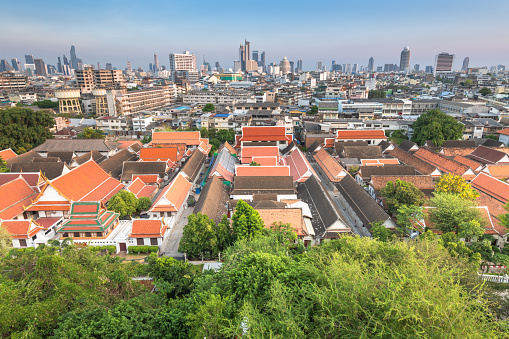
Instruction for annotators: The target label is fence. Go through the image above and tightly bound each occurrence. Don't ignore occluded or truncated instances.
[479,274,509,284]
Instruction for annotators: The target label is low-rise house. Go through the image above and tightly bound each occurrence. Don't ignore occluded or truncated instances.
[11,161,70,180]
[234,126,293,149]
[121,161,169,185]
[360,159,400,166]
[193,176,230,224]
[32,139,120,158]
[313,148,349,183]
[1,219,46,248]
[378,140,395,153]
[452,155,483,173]
[180,149,206,183]
[6,150,41,169]
[125,177,158,199]
[336,129,387,145]
[285,148,317,182]
[71,150,107,167]
[99,149,138,179]
[355,165,417,184]
[0,148,17,161]
[231,176,297,201]
[468,145,509,165]
[148,172,192,218]
[498,127,509,146]
[140,147,181,168]
[117,140,143,154]
[209,148,236,182]
[335,175,397,232]
[57,201,120,239]
[128,219,168,249]
[481,165,509,181]
[414,148,476,180]
[150,131,208,152]
[389,147,441,178]
[240,146,280,164]
[235,165,290,177]
[0,176,38,220]
[47,151,75,165]
[398,140,419,152]
[342,145,383,159]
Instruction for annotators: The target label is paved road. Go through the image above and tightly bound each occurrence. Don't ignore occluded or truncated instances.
[161,207,194,258]
[309,160,371,237]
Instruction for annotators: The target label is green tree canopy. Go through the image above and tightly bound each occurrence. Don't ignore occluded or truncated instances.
[435,173,479,200]
[380,179,426,214]
[479,87,492,96]
[202,103,216,112]
[0,156,9,173]
[0,107,54,153]
[429,192,484,234]
[178,213,218,259]
[309,105,318,114]
[411,109,464,146]
[232,200,265,240]
[137,197,152,212]
[32,100,59,109]
[216,129,235,143]
[77,127,105,139]
[107,190,139,217]
[368,89,386,98]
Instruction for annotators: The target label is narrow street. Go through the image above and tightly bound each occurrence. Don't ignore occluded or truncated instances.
[161,206,194,259]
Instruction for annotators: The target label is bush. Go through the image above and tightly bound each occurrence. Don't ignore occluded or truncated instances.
[88,245,117,254]
[128,245,159,254]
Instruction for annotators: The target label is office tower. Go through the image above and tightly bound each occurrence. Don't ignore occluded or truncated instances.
[127,61,132,72]
[414,64,420,72]
[252,50,259,63]
[154,53,159,72]
[25,55,34,64]
[11,59,19,71]
[279,57,291,75]
[344,63,352,73]
[296,59,302,72]
[462,57,470,72]
[368,57,374,72]
[239,40,253,72]
[47,65,56,74]
[260,51,266,71]
[169,51,197,72]
[352,63,359,73]
[34,59,47,76]
[57,57,62,73]
[233,60,241,72]
[400,45,411,73]
[425,65,433,73]
[215,61,220,69]
[149,63,153,73]
[70,45,79,70]
[316,61,322,70]
[434,52,454,75]
[63,55,69,66]
[376,66,382,72]
[0,60,13,72]
[332,60,336,69]
[290,61,294,73]
[498,65,506,71]
[105,63,112,70]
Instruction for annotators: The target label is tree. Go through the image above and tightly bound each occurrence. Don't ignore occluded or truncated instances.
[215,215,234,253]
[380,179,425,214]
[370,220,394,241]
[479,87,491,96]
[464,79,473,86]
[429,192,484,234]
[0,227,11,257]
[368,89,386,98]
[141,135,151,144]
[434,173,479,200]
[309,105,318,114]
[0,107,54,153]
[77,127,105,139]
[485,134,498,140]
[232,200,265,240]
[458,219,484,240]
[411,109,464,146]
[0,156,9,173]
[217,129,235,143]
[390,130,408,144]
[137,197,152,212]
[107,190,139,217]
[249,161,260,166]
[178,213,217,259]
[202,103,216,112]
[396,204,424,233]
[32,100,59,109]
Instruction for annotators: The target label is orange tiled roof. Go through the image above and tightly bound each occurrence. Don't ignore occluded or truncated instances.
[336,129,387,140]
[452,155,482,172]
[361,159,400,166]
[313,148,348,182]
[236,165,290,177]
[149,173,191,213]
[51,160,123,203]
[251,156,279,166]
[240,126,291,142]
[414,148,473,178]
[240,146,280,164]
[370,175,434,191]
[132,174,161,185]
[140,147,179,162]
[390,147,440,177]
[286,148,317,183]
[441,147,476,157]
[476,192,508,235]
[0,177,37,220]
[220,142,237,155]
[471,172,509,203]
[256,208,307,236]
[126,177,157,198]
[117,140,142,150]
[1,219,42,239]
[130,219,167,238]
[151,131,202,146]
[498,127,509,136]
[482,165,509,180]
[0,148,17,161]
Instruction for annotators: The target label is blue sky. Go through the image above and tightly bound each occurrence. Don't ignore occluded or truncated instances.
[1,0,508,71]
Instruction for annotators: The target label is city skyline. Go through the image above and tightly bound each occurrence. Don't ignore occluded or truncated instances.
[1,0,508,70]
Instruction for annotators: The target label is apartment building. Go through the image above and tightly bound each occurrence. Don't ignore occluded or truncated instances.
[183,90,254,104]
[76,67,125,92]
[116,85,174,115]
[0,72,27,91]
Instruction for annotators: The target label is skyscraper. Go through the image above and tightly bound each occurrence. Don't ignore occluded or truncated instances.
[57,57,62,73]
[414,64,420,72]
[434,52,455,75]
[11,58,19,71]
[368,57,374,72]
[0,60,13,72]
[34,59,47,76]
[260,51,266,71]
[63,55,69,66]
[400,45,411,73]
[462,57,470,72]
[25,55,34,64]
[70,45,78,70]
[105,63,112,70]
[154,54,159,72]
[239,40,253,72]
[352,63,359,73]
[289,61,294,73]
[296,59,302,72]
[280,57,291,75]
[252,50,259,63]
[169,51,197,72]
[316,61,322,70]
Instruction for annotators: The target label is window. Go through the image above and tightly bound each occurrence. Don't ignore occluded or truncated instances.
[137,238,144,246]
[74,232,80,238]
[19,239,27,247]
[85,232,92,237]
[150,238,158,246]
[63,232,68,237]
[96,232,102,237]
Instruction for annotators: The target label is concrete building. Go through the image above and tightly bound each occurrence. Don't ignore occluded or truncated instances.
[434,52,455,75]
[279,57,291,75]
[400,45,411,73]
[116,85,174,115]
[55,88,82,114]
[34,59,47,77]
[0,72,27,91]
[76,67,125,92]
[169,51,197,73]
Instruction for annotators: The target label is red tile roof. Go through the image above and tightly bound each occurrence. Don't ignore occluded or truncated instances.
[471,172,509,203]
[313,148,348,182]
[370,175,434,191]
[414,148,474,179]
[117,140,142,150]
[286,148,317,182]
[0,148,17,161]
[130,219,167,238]
[140,147,179,162]
[441,147,477,157]
[0,173,43,189]
[1,219,42,239]
[149,173,191,213]
[452,155,482,172]
[0,177,37,220]
[257,208,307,236]
[133,174,161,185]
[240,146,280,164]
[498,127,509,136]
[235,166,290,177]
[361,159,400,166]
[240,126,291,142]
[126,177,157,198]
[336,129,387,140]
[250,156,279,166]
[151,131,202,146]
[389,147,441,177]
[482,165,509,180]
[51,160,123,203]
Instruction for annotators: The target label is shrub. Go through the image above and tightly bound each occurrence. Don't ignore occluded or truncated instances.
[88,245,117,254]
[128,245,159,254]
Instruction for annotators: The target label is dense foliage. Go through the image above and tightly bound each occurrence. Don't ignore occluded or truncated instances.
[231,200,265,240]
[368,89,386,98]
[429,192,484,234]
[380,179,425,213]
[411,109,464,146]
[77,127,105,139]
[202,103,216,112]
[435,173,479,200]
[32,100,59,109]
[107,190,150,217]
[0,107,54,153]
[1,233,508,337]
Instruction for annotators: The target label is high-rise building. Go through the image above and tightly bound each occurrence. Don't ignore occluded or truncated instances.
[57,57,62,73]
[11,59,19,71]
[215,61,221,69]
[70,45,79,70]
[63,55,69,66]
[34,59,47,76]
[425,65,433,74]
[462,57,470,72]
[260,51,266,71]
[434,52,454,75]
[76,67,125,92]
[169,51,197,72]
[149,63,153,73]
[252,50,259,63]
[296,59,302,72]
[0,60,14,72]
[316,61,323,70]
[289,61,294,73]
[414,64,420,72]
[400,45,411,73]
[280,57,291,75]
[344,63,352,73]
[105,63,112,70]
[25,55,34,64]
[352,63,359,73]
[377,66,383,72]
[154,53,159,72]
[233,60,241,72]
[368,57,374,72]
[239,40,252,72]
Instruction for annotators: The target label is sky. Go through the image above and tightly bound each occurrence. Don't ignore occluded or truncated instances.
[1,0,508,71]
